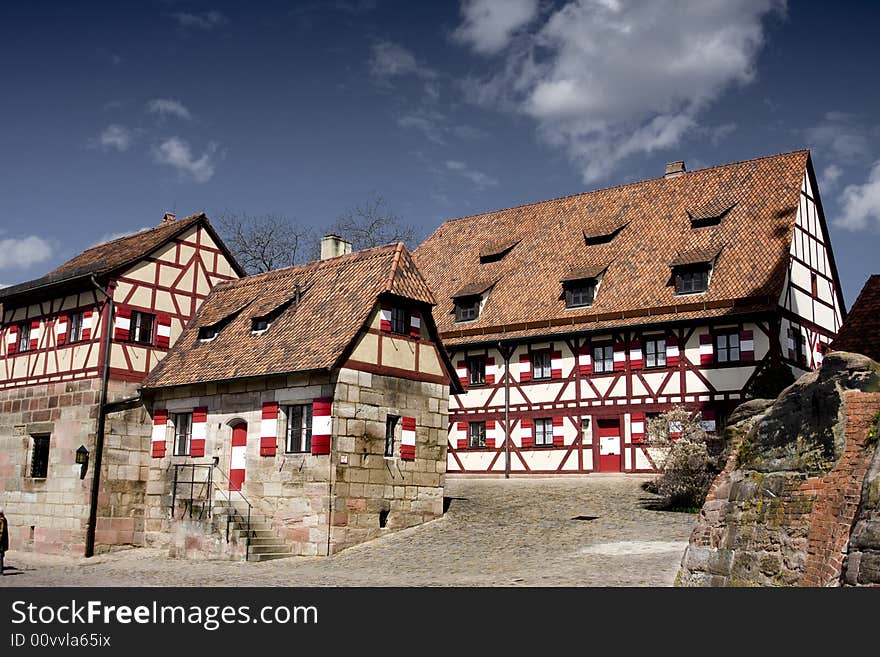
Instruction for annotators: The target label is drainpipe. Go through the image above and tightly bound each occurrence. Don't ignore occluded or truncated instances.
[84,276,114,558]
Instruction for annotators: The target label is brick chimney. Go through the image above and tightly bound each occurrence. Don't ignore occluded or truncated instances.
[162,212,176,224]
[320,234,352,260]
[665,161,686,178]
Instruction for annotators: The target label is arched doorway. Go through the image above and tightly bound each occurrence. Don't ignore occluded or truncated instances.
[229,421,247,491]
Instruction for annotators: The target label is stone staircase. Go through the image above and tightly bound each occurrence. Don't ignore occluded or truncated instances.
[212,499,295,562]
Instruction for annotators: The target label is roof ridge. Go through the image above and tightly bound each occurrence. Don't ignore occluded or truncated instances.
[435,149,810,227]
[384,242,406,293]
[74,212,203,254]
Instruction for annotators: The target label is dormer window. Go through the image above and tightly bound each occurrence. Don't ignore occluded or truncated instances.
[390,307,407,335]
[479,240,519,264]
[674,264,710,295]
[560,266,606,309]
[251,317,270,333]
[249,291,301,335]
[198,326,218,341]
[455,297,480,322]
[670,247,719,296]
[451,280,496,323]
[688,200,735,228]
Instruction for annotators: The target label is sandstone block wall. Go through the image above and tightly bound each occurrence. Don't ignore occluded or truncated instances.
[677,353,880,586]
[0,378,150,555]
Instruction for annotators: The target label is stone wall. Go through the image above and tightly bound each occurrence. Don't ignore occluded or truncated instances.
[146,367,449,557]
[329,367,448,553]
[677,353,880,586]
[0,378,151,555]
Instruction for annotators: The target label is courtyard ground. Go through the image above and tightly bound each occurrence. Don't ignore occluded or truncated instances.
[0,475,696,587]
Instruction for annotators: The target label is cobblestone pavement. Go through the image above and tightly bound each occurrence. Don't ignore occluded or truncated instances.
[0,475,696,587]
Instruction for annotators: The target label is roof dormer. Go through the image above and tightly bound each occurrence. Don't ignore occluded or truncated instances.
[479,240,519,264]
[688,199,736,228]
[670,246,721,295]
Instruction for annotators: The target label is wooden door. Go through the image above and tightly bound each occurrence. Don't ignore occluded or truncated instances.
[596,418,622,472]
[229,422,247,491]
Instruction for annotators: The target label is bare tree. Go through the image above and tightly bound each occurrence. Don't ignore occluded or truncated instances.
[216,212,319,275]
[331,194,417,251]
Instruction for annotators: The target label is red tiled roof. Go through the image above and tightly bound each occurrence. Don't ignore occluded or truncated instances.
[413,150,810,345]
[831,275,880,362]
[144,243,439,388]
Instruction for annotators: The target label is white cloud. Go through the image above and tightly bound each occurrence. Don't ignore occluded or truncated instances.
[153,137,218,183]
[397,111,488,145]
[148,98,192,120]
[452,0,540,55]
[455,0,784,183]
[445,160,499,190]
[98,124,133,151]
[171,11,227,30]
[369,41,436,81]
[805,112,874,161]
[92,227,152,248]
[820,163,843,193]
[837,160,880,231]
[0,236,53,270]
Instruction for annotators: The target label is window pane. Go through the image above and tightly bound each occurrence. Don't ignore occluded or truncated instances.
[468,358,485,385]
[717,349,728,363]
[385,416,399,456]
[31,435,50,478]
[730,346,740,361]
[391,307,407,334]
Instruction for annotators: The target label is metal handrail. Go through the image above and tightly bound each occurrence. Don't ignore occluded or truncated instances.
[209,462,255,561]
[169,464,214,520]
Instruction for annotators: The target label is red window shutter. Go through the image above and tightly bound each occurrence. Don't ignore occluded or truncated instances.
[578,342,592,375]
[485,357,496,385]
[151,409,168,458]
[29,320,40,350]
[155,313,172,349]
[739,329,754,362]
[485,419,496,448]
[666,335,679,367]
[613,342,626,371]
[400,416,417,460]
[552,417,564,446]
[521,418,534,448]
[190,406,208,457]
[311,397,332,455]
[6,325,19,355]
[456,421,468,449]
[631,412,646,443]
[56,314,69,346]
[456,360,468,388]
[699,333,714,365]
[408,310,421,339]
[519,354,531,382]
[81,307,95,340]
[259,401,279,457]
[629,340,643,370]
[114,306,131,341]
[551,350,563,379]
[379,304,392,332]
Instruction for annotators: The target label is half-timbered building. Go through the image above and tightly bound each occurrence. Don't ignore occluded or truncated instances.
[0,212,243,555]
[413,150,846,475]
[141,239,459,559]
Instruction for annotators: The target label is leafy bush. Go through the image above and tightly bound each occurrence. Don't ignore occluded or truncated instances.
[642,406,719,510]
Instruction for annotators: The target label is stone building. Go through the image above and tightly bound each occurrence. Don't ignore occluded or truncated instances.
[0,213,243,555]
[141,239,460,559]
[413,150,846,475]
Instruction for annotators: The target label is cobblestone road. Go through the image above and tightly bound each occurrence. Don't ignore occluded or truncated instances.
[0,475,696,587]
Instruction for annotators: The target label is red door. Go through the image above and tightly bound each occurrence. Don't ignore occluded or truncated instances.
[596,418,622,472]
[229,423,247,491]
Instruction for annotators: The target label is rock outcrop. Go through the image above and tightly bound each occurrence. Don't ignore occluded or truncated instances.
[676,352,880,586]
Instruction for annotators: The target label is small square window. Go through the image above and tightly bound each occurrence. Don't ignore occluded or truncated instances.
[390,307,408,335]
[534,418,553,446]
[532,351,552,379]
[18,322,32,352]
[252,318,270,333]
[173,413,192,456]
[467,357,486,386]
[30,434,50,478]
[715,332,740,363]
[385,415,400,457]
[468,421,486,448]
[130,311,155,345]
[564,281,596,308]
[285,404,313,453]
[644,338,666,368]
[68,312,84,343]
[674,266,710,295]
[455,298,480,322]
[592,345,614,373]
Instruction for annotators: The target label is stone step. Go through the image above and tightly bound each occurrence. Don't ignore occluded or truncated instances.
[247,552,295,563]
[248,543,292,555]
[249,536,290,546]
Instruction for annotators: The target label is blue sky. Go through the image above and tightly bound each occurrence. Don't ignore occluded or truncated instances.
[1,0,878,306]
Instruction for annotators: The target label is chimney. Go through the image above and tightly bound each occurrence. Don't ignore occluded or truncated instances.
[320,234,352,260]
[162,212,176,224]
[664,161,686,178]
